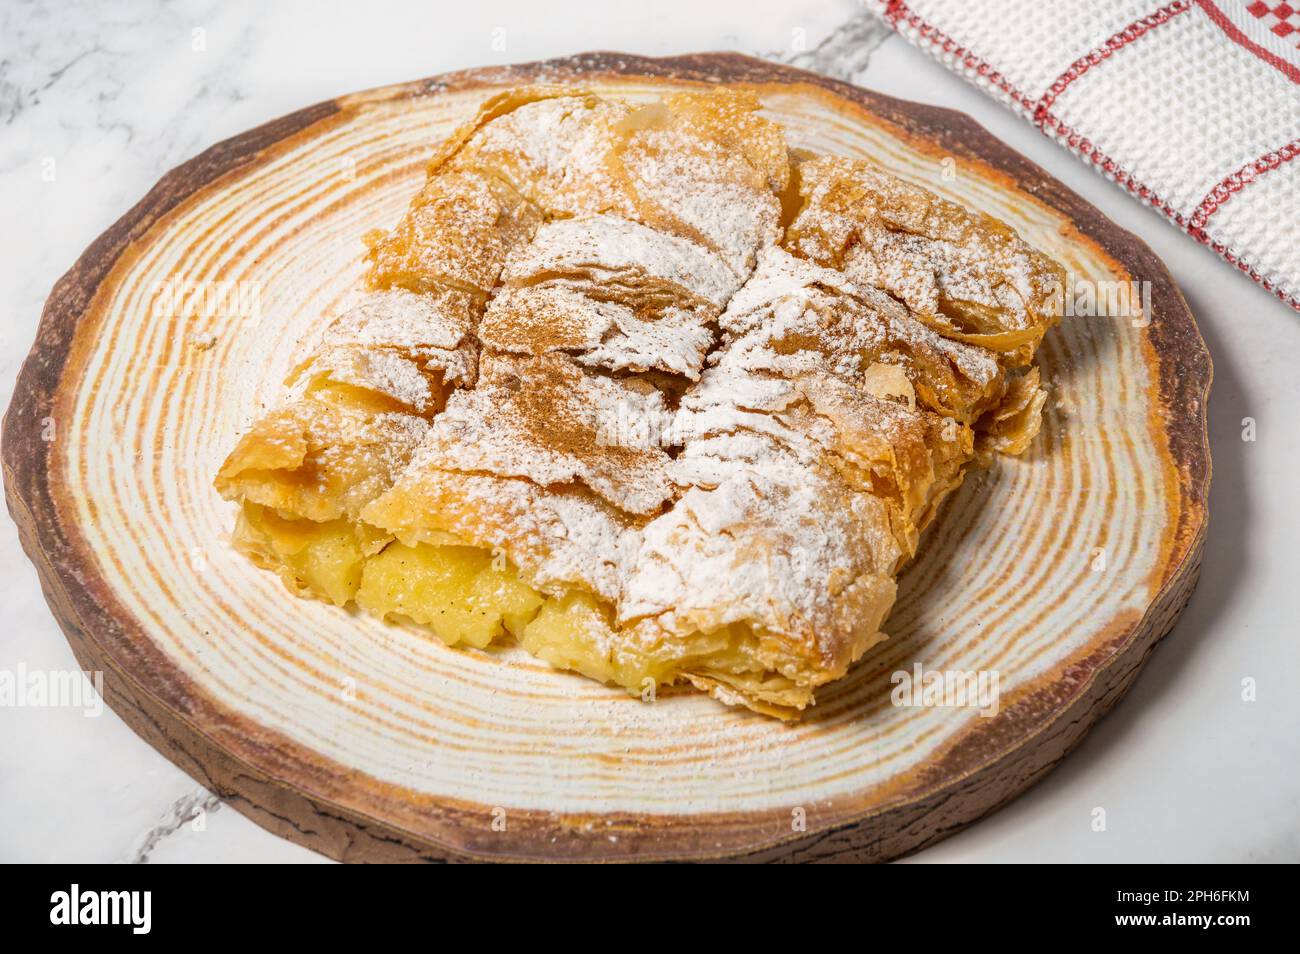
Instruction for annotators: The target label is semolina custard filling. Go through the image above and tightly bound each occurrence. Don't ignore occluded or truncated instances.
[237,502,538,647]
[234,502,806,709]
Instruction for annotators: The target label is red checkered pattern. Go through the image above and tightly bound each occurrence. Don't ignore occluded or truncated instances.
[871,0,1300,312]
[1247,1,1300,44]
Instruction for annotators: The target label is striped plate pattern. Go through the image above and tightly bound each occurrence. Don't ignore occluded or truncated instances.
[28,60,1207,862]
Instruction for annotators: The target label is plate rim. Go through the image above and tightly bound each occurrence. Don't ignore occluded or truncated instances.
[1,51,1212,863]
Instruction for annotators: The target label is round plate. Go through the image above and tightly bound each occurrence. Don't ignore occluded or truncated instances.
[2,53,1210,862]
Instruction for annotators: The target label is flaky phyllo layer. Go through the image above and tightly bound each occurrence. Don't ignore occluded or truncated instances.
[215,86,1063,719]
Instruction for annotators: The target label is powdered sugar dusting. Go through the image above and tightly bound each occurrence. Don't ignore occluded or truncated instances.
[225,84,1062,713]
[787,155,1063,332]
[503,215,741,308]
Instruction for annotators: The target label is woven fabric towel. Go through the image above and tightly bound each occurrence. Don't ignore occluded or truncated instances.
[869,0,1300,311]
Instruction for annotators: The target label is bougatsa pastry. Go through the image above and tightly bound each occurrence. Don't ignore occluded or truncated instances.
[215,85,1063,719]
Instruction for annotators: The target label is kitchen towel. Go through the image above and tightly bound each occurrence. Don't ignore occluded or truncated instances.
[868,0,1300,311]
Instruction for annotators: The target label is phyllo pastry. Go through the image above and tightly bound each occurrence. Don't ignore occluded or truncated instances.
[216,86,1063,718]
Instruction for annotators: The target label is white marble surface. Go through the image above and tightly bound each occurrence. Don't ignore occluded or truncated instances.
[1,0,1295,864]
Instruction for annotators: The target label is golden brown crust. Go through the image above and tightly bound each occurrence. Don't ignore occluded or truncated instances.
[215,399,428,523]
[786,154,1064,365]
[217,84,1062,717]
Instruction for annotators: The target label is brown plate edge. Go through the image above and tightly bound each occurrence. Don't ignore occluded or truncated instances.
[0,51,1211,863]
